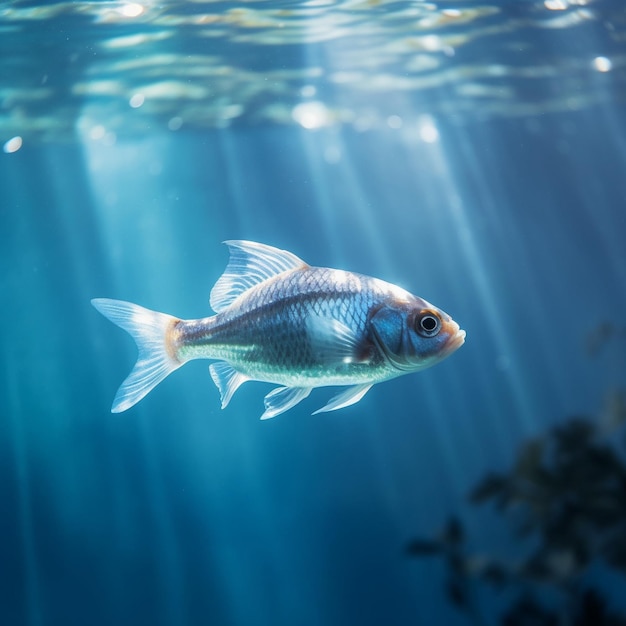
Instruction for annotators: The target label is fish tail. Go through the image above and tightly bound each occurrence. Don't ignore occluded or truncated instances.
[91,298,182,413]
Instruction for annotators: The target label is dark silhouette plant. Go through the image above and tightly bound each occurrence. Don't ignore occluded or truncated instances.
[407,389,626,626]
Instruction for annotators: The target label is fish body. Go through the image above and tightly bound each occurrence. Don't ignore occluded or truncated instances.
[92,241,465,418]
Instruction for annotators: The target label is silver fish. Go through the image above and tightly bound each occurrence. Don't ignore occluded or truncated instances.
[92,240,465,418]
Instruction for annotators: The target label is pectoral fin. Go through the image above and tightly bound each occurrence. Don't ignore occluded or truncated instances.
[312,384,373,415]
[306,314,369,365]
[261,386,312,420]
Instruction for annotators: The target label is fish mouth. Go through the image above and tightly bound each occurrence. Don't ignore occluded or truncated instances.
[442,328,466,357]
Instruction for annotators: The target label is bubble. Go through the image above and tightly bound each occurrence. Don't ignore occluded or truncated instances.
[129,93,145,108]
[292,101,330,129]
[3,136,22,153]
[544,0,568,9]
[168,117,183,131]
[417,115,439,143]
[592,56,612,72]
[119,3,145,18]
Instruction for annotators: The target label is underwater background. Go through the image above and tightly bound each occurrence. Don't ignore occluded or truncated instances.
[1,1,626,625]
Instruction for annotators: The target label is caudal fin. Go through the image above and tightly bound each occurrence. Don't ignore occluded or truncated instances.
[91,298,182,413]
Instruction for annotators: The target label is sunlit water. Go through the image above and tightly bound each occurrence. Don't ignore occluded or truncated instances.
[2,0,625,141]
[1,1,626,625]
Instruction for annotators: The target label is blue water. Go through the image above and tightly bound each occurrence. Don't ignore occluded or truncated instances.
[1,2,626,625]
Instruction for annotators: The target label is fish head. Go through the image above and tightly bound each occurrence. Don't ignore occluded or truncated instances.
[369,295,465,372]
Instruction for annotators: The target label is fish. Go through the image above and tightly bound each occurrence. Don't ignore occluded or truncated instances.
[92,240,465,419]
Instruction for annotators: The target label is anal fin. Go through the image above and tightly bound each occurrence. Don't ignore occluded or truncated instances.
[312,384,373,415]
[209,361,250,409]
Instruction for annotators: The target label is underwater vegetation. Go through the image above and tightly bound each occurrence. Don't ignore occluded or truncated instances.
[406,386,626,626]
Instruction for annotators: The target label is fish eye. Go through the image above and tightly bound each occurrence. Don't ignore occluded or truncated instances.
[415,311,441,337]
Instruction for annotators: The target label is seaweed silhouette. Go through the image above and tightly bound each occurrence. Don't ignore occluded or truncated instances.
[407,388,626,626]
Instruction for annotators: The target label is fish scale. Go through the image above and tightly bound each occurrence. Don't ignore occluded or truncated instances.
[179,268,380,386]
[92,241,465,417]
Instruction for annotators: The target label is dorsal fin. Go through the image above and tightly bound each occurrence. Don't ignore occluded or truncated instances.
[210,241,308,312]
